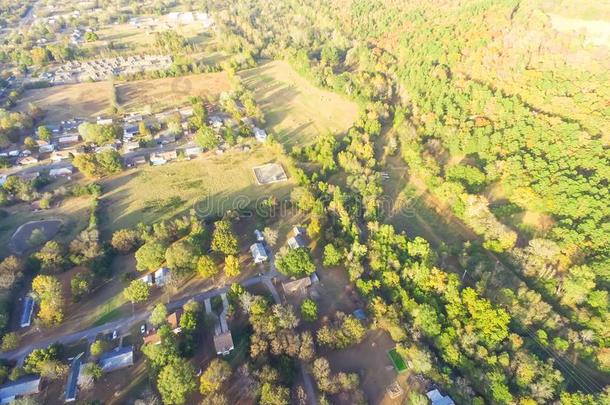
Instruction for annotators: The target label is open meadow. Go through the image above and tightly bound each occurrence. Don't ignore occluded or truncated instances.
[15,81,113,121]
[15,71,230,120]
[116,71,230,113]
[99,146,294,234]
[239,60,358,148]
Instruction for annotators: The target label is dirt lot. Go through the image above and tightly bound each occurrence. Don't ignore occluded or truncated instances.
[322,329,415,405]
[116,71,230,113]
[15,81,113,121]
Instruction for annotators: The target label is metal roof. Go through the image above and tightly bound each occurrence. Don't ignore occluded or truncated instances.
[99,346,134,372]
[0,376,41,403]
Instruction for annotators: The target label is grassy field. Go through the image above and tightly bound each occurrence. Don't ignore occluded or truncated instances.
[99,146,294,234]
[116,71,230,113]
[16,71,230,121]
[239,60,358,148]
[15,81,113,121]
[0,196,91,257]
[388,348,407,372]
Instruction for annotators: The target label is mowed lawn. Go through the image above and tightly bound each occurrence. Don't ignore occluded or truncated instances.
[0,197,91,257]
[99,147,294,234]
[239,60,358,148]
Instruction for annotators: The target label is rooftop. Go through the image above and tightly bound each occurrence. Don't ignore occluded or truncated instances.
[99,346,134,372]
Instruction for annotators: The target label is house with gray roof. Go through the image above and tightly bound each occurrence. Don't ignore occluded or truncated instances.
[99,346,134,373]
[0,376,41,404]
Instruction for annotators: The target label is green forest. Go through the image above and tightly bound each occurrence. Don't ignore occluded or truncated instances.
[201,0,609,403]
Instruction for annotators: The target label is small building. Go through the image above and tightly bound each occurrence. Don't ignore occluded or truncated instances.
[0,376,41,403]
[57,134,80,145]
[140,273,154,285]
[20,296,35,328]
[99,346,134,373]
[155,134,176,145]
[213,331,234,356]
[96,117,113,126]
[253,127,267,142]
[143,331,161,345]
[126,155,146,167]
[39,144,55,153]
[287,235,306,249]
[426,389,455,405]
[50,151,71,162]
[254,229,264,242]
[123,123,139,140]
[150,150,177,166]
[49,166,74,177]
[250,243,268,263]
[184,147,202,157]
[154,267,170,286]
[17,156,39,165]
[208,116,223,129]
[65,353,83,402]
[123,141,140,152]
[167,308,183,333]
[282,277,312,295]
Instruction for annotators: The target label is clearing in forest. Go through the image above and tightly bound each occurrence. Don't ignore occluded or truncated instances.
[239,60,359,148]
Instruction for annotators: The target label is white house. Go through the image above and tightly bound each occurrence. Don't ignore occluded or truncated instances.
[250,243,268,263]
[123,141,140,152]
[50,151,71,162]
[154,267,170,286]
[253,127,267,142]
[97,117,113,126]
[426,389,455,405]
[140,273,154,285]
[39,144,55,153]
[184,146,202,157]
[49,166,74,177]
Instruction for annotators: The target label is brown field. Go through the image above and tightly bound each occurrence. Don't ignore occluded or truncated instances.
[116,71,230,113]
[15,72,230,122]
[15,81,113,121]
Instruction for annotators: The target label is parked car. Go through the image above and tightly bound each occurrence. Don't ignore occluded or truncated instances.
[140,324,147,334]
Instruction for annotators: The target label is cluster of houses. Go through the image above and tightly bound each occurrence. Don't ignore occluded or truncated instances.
[46,54,172,84]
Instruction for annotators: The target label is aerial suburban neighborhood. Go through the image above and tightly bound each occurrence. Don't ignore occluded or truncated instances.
[0,0,608,405]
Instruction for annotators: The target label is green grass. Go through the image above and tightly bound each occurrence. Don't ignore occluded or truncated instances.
[100,148,294,234]
[0,196,91,257]
[240,60,358,148]
[91,294,128,327]
[388,348,407,373]
[225,327,251,368]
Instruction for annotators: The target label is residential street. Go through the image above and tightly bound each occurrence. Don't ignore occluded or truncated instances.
[0,266,277,364]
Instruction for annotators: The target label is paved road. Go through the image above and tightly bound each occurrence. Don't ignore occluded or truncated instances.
[0,269,276,363]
